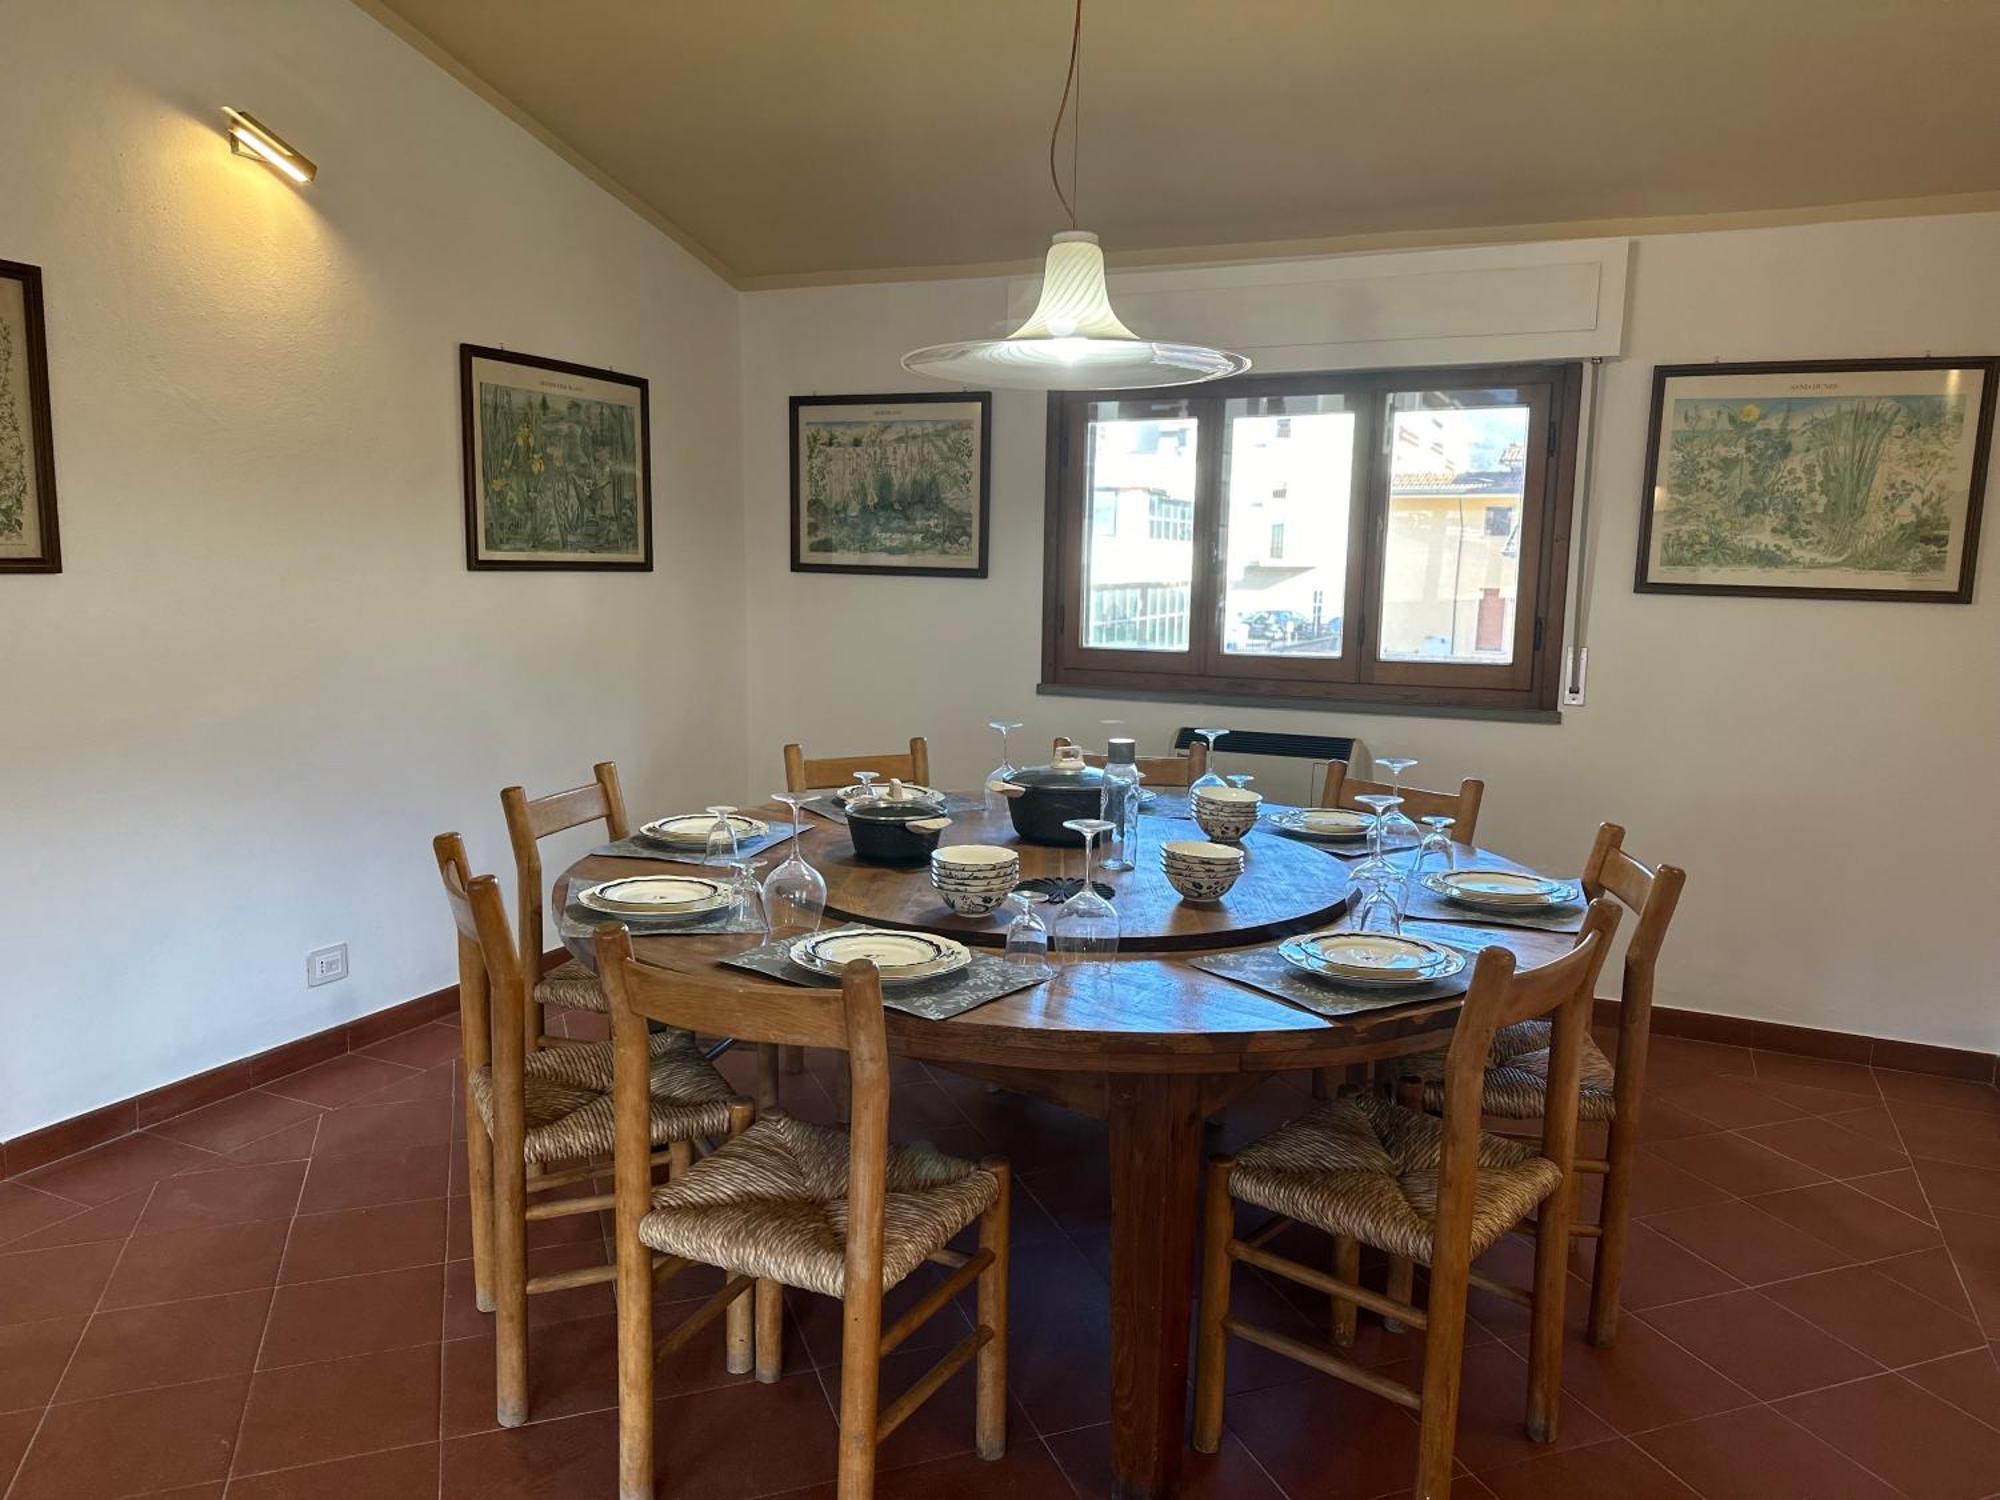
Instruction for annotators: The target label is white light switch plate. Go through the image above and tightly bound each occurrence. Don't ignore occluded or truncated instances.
[307,943,348,987]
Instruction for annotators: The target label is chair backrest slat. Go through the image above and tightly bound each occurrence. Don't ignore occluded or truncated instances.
[432,832,525,1109]
[500,762,630,1052]
[1053,737,1209,788]
[1427,897,1621,1277]
[784,738,931,794]
[1318,761,1484,841]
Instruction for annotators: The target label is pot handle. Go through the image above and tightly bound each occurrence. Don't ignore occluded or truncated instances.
[985,779,1027,799]
[911,817,952,834]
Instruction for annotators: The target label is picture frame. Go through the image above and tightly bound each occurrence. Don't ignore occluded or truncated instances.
[0,259,61,575]
[1636,357,1995,602]
[460,344,652,570]
[790,390,992,577]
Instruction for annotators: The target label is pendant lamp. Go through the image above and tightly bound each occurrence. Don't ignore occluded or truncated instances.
[903,3,1247,391]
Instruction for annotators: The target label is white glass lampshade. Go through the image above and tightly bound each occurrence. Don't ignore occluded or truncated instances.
[903,231,1249,390]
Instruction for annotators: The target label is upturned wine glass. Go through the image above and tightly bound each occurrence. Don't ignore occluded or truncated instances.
[1349,861,1408,937]
[1374,755,1421,846]
[984,720,1024,812]
[1408,815,1458,880]
[1188,728,1231,792]
[848,770,880,801]
[702,806,740,868]
[1348,791,1402,883]
[1002,891,1050,965]
[1051,818,1119,954]
[725,860,768,934]
[760,793,827,938]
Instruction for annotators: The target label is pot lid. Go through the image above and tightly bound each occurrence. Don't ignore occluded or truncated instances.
[847,797,947,823]
[1010,743,1107,789]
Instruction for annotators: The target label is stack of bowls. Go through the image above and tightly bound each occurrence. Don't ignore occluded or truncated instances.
[929,844,1021,915]
[1191,786,1263,843]
[1160,840,1245,902]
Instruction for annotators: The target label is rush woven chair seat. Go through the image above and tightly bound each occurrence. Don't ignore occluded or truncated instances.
[468,1029,737,1167]
[1195,899,1621,1499]
[638,1112,1000,1298]
[434,832,756,1430]
[534,955,610,1015]
[1396,824,1685,1349]
[1401,1019,1619,1122]
[1229,1092,1563,1266]
[598,930,1011,1500]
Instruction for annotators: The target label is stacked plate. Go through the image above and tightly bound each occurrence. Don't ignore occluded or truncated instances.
[789,927,972,985]
[930,844,1021,915]
[1160,839,1245,902]
[1423,869,1579,913]
[575,875,732,919]
[1268,807,1375,842]
[1191,786,1263,843]
[1279,930,1468,988]
[639,812,770,849]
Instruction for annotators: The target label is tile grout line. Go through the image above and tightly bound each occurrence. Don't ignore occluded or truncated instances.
[1871,1084,1995,1346]
[2,1178,160,1500]
[219,1110,320,1494]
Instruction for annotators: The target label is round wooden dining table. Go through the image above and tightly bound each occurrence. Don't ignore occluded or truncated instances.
[556,799,1572,1500]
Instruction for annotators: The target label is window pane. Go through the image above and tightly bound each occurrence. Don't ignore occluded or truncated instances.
[1220,396,1354,657]
[1082,405,1197,651]
[1378,395,1530,664]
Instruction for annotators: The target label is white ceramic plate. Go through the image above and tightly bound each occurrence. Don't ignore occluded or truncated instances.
[641,814,770,847]
[1270,808,1374,841]
[1426,870,1575,909]
[578,876,731,916]
[1280,931,1467,988]
[790,928,972,984]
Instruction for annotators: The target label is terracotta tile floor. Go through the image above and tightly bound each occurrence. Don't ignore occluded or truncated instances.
[2,1017,1997,1498]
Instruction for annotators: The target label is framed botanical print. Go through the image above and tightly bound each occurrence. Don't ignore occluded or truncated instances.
[790,391,991,577]
[0,259,61,574]
[460,345,651,570]
[1636,357,1996,602]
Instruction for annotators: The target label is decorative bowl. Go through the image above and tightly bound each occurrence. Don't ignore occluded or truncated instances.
[1159,839,1245,902]
[1191,787,1263,843]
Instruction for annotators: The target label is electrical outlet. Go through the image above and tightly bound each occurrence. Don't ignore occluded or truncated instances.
[307,943,348,987]
[1561,646,1589,707]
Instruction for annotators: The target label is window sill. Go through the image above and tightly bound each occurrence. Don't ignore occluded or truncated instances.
[1036,680,1563,726]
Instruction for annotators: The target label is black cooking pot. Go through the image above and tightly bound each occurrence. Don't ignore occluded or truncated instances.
[847,797,953,864]
[991,744,1107,846]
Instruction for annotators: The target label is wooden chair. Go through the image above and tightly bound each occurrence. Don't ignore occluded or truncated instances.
[1397,824,1685,1346]
[1318,760,1485,844]
[783,736,931,793]
[596,927,1010,1500]
[1052,736,1209,788]
[501,761,631,1054]
[1193,899,1621,1498]
[433,834,751,1428]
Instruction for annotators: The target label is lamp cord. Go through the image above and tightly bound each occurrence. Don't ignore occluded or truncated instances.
[1049,0,1083,229]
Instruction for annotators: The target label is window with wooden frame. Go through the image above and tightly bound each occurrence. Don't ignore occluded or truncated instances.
[1040,362,1582,713]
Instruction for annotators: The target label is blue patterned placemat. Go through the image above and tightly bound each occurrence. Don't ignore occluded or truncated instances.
[720,929,1053,1021]
[590,825,799,865]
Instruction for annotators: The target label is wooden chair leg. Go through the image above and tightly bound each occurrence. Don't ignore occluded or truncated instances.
[829,1062,853,1126]
[1191,1157,1235,1454]
[668,1138,693,1180]
[1587,1109,1637,1348]
[1383,1076,1424,1332]
[493,1146,529,1428]
[615,1200,654,1500]
[1413,1241,1472,1500]
[835,1300,883,1500]
[1527,1181,1577,1442]
[975,1159,1011,1460]
[755,1278,784,1383]
[1331,1234,1360,1347]
[463,1098,497,1315]
[755,1043,783,1111]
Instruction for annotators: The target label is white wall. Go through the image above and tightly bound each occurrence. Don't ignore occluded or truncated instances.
[740,215,2000,1055]
[0,0,746,1138]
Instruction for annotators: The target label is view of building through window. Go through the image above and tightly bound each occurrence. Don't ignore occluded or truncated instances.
[1379,400,1529,663]
[1083,413,1198,650]
[1220,398,1354,659]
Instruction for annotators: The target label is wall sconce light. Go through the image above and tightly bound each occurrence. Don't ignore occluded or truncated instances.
[222,108,316,184]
